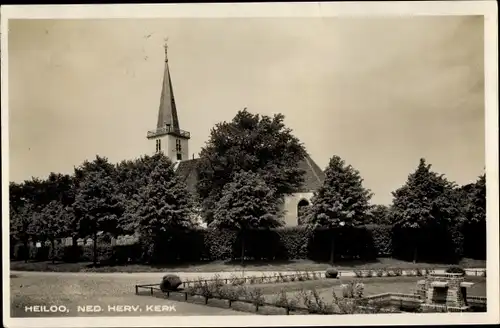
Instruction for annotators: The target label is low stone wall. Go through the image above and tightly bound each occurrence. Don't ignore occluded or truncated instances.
[363,292,486,312]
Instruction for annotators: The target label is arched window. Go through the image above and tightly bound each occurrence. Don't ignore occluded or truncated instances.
[297,199,310,225]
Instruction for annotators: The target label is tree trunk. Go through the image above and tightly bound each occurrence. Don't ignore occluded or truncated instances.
[412,230,419,264]
[51,239,56,264]
[330,235,335,265]
[413,245,418,264]
[93,231,98,267]
[23,240,29,263]
[241,234,245,268]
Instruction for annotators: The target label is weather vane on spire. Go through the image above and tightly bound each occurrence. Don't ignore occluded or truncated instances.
[163,37,169,55]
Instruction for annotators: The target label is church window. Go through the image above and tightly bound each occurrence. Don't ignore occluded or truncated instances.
[297,199,310,225]
[176,139,182,152]
[156,139,162,153]
[177,153,182,161]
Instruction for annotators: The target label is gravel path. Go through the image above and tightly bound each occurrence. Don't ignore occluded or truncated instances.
[11,268,486,282]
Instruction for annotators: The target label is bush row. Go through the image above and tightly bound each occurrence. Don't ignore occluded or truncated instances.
[12,223,485,264]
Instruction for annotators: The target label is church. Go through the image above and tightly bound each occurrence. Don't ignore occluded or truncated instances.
[147,43,325,227]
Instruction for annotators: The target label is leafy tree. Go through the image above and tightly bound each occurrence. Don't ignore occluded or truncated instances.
[366,204,393,225]
[307,155,373,264]
[117,153,169,234]
[45,172,74,206]
[391,158,462,263]
[32,200,69,263]
[210,170,284,265]
[458,173,486,259]
[134,154,195,256]
[196,109,307,224]
[10,202,37,262]
[9,181,27,212]
[18,177,49,211]
[73,157,121,266]
[465,173,486,224]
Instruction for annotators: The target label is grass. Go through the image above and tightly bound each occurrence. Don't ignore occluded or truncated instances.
[10,274,251,317]
[10,257,486,273]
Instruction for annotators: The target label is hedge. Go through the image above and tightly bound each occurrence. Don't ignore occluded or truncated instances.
[11,223,483,264]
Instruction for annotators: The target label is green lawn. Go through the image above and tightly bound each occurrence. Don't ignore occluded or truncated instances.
[10,257,486,273]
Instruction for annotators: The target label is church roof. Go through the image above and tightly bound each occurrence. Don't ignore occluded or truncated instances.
[175,154,325,195]
[156,44,180,131]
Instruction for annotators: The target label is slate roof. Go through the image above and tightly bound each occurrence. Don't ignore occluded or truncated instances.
[156,46,180,131]
[175,154,325,195]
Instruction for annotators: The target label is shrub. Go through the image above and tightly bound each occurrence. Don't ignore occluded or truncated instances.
[160,274,182,292]
[248,288,265,310]
[203,229,238,260]
[341,281,365,299]
[325,268,339,279]
[299,288,333,314]
[223,286,242,302]
[229,274,245,286]
[209,274,225,294]
[423,268,435,275]
[262,274,271,283]
[365,270,373,278]
[415,268,423,276]
[375,269,384,277]
[236,285,248,299]
[366,224,393,257]
[186,280,202,296]
[273,288,298,309]
[445,266,465,275]
[199,281,215,304]
[353,270,364,278]
[393,268,403,276]
[277,226,313,259]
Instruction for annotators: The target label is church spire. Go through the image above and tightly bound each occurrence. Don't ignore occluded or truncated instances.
[156,39,180,132]
[147,40,190,158]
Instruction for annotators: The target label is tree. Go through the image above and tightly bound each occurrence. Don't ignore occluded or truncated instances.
[458,173,486,259]
[307,155,373,264]
[366,204,393,225]
[134,154,195,256]
[210,170,284,265]
[391,158,461,263]
[116,153,169,234]
[10,202,37,262]
[465,173,486,224]
[32,200,69,263]
[196,109,307,224]
[73,159,121,266]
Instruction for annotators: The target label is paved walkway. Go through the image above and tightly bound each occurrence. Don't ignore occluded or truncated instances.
[11,267,486,282]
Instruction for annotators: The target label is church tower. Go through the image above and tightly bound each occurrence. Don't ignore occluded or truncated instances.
[147,42,190,161]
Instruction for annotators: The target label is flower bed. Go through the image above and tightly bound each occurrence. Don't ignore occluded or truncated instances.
[135,279,396,315]
[179,271,326,288]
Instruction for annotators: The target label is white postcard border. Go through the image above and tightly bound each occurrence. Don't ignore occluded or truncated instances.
[2,1,498,327]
